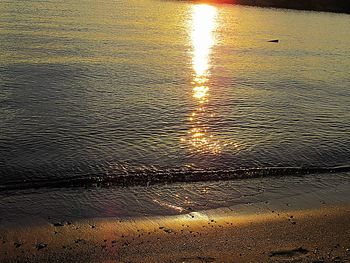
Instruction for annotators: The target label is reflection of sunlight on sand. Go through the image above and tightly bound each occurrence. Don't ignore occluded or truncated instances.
[152,199,185,212]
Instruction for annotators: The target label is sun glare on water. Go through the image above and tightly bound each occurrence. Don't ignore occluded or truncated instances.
[182,4,224,155]
[191,4,217,78]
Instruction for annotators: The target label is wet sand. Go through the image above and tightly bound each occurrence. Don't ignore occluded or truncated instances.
[1,204,350,263]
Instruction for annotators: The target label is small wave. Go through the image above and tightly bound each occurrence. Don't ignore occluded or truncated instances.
[0,166,349,192]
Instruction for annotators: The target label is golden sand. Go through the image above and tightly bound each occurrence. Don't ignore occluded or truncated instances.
[1,205,350,262]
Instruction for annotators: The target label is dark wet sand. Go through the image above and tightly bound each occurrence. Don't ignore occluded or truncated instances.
[1,205,350,262]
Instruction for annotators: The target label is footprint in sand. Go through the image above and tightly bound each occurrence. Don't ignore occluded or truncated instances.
[179,256,216,263]
[269,247,309,260]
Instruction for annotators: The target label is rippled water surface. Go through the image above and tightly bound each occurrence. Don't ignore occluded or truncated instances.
[0,0,350,189]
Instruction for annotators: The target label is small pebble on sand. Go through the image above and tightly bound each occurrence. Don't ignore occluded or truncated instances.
[36,243,47,250]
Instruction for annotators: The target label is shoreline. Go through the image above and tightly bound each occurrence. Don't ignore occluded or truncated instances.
[2,171,350,229]
[188,0,350,14]
[1,204,350,262]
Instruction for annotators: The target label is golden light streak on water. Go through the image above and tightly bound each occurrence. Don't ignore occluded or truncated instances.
[191,5,217,78]
[182,4,223,155]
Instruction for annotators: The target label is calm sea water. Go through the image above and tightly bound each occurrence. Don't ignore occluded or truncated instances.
[0,0,349,192]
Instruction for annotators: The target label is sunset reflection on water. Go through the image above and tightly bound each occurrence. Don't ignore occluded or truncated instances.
[184,4,222,154]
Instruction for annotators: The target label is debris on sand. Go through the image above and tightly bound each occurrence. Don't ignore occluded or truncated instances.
[269,247,308,258]
[14,242,22,248]
[36,243,48,250]
[53,222,65,227]
[163,228,172,234]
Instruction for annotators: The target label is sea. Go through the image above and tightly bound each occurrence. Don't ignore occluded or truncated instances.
[0,0,349,223]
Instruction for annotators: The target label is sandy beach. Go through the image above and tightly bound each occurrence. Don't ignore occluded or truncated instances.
[1,204,349,263]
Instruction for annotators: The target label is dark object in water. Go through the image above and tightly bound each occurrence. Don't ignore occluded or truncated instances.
[268,39,279,43]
